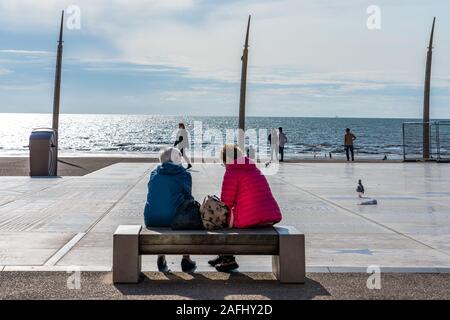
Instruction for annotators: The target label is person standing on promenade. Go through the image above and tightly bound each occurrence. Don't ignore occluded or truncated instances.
[268,128,279,162]
[278,127,287,162]
[174,122,192,170]
[344,128,356,161]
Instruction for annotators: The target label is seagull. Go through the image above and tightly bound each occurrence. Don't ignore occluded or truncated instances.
[356,179,365,198]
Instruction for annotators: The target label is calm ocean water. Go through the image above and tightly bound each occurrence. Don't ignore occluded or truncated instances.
[0,113,425,159]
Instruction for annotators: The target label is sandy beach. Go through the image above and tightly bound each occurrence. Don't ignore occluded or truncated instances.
[0,157,158,176]
[0,156,402,176]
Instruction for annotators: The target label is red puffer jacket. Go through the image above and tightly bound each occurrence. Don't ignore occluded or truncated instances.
[220,156,282,228]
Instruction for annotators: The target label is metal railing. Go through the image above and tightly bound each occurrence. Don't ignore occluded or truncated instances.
[402,121,450,162]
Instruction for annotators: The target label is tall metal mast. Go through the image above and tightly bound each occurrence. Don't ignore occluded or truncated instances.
[52,10,64,173]
[238,15,251,151]
[423,17,435,160]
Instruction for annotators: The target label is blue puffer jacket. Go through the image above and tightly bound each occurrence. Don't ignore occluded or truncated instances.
[144,162,193,227]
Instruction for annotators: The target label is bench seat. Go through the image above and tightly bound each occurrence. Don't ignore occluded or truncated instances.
[140,227,279,255]
[113,225,305,284]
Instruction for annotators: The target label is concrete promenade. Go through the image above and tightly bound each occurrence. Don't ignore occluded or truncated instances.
[1,162,450,274]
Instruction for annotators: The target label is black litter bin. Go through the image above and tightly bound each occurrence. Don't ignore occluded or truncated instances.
[29,128,57,176]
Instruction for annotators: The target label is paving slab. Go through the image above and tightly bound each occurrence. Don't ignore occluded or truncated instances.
[0,162,450,272]
[0,177,69,206]
[0,232,75,265]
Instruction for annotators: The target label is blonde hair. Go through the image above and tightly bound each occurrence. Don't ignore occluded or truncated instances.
[221,144,243,165]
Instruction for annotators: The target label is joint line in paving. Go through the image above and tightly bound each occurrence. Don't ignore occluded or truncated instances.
[44,233,86,266]
[41,167,152,266]
[274,175,450,258]
[83,168,151,234]
[0,178,71,209]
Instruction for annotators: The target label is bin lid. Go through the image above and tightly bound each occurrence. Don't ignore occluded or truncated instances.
[30,128,56,141]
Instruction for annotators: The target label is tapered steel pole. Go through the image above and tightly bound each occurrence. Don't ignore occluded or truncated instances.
[52,11,64,174]
[238,15,251,151]
[423,17,435,160]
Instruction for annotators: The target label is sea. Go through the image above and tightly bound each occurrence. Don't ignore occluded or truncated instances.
[0,113,443,160]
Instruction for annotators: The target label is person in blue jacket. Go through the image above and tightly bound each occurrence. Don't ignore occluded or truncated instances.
[144,147,196,272]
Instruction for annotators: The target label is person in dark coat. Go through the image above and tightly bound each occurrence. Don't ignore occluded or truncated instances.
[144,147,196,272]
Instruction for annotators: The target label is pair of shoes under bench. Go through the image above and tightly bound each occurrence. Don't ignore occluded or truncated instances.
[208,255,225,267]
[157,256,197,272]
[215,257,239,272]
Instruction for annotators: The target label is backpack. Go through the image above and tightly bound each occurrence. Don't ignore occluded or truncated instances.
[171,200,205,230]
[199,195,230,230]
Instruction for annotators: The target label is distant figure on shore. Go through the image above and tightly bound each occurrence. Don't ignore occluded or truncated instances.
[383,154,388,161]
[344,128,356,161]
[174,122,192,170]
[143,147,196,272]
[246,145,256,159]
[278,127,287,162]
[268,128,279,162]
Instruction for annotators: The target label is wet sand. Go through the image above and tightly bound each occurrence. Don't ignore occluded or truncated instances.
[0,156,401,176]
[0,157,158,176]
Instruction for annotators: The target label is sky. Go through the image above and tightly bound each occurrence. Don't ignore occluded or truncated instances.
[0,0,449,118]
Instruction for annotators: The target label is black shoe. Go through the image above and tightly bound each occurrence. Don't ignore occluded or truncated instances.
[208,255,225,267]
[157,255,168,272]
[187,164,192,170]
[181,257,196,272]
[215,257,239,273]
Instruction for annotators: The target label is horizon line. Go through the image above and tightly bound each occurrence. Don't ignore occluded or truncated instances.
[1,112,449,121]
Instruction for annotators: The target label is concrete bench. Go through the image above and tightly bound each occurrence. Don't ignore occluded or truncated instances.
[112,225,305,284]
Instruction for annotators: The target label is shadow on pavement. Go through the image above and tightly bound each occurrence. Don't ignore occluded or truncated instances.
[114,272,330,300]
[58,159,86,170]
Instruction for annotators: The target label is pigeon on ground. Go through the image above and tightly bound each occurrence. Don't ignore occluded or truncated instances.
[356,179,365,198]
[356,179,378,205]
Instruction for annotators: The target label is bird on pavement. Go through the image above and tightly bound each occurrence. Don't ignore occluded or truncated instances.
[356,179,365,198]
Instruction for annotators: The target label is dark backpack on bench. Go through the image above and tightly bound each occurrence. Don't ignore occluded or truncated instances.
[171,199,205,230]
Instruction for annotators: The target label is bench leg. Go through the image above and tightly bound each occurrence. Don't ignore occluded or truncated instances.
[113,225,142,284]
[272,233,305,284]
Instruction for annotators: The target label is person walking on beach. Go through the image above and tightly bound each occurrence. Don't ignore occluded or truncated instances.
[278,127,287,162]
[344,128,356,161]
[174,122,192,169]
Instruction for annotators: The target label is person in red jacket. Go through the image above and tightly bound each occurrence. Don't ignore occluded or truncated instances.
[209,144,282,272]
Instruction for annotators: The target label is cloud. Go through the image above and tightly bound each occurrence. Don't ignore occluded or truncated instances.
[0,68,13,76]
[0,0,195,29]
[1,0,450,117]
[0,49,52,56]
[0,83,47,91]
[1,1,449,79]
